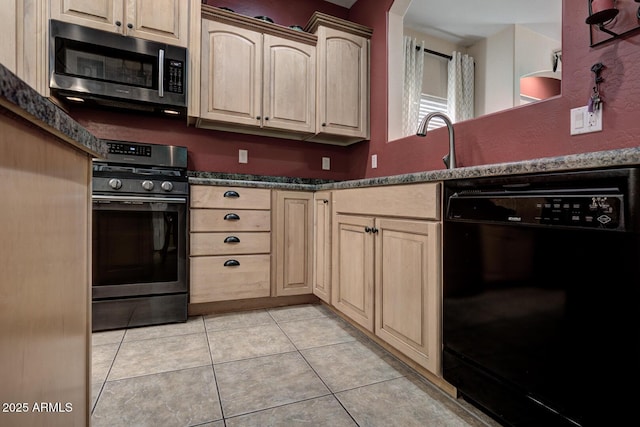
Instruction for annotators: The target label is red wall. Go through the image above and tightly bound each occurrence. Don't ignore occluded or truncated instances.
[71,0,640,180]
[349,0,640,178]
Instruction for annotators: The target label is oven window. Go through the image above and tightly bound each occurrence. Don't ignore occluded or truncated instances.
[56,38,156,88]
[93,208,180,286]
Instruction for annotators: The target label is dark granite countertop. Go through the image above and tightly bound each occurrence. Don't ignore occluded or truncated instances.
[0,63,107,157]
[190,146,640,191]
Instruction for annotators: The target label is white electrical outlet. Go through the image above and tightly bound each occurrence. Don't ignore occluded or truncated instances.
[322,157,331,170]
[570,106,603,135]
[371,154,378,169]
[238,149,248,163]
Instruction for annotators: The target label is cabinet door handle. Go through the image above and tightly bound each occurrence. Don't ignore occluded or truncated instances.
[256,116,261,120]
[115,20,122,27]
[127,23,133,29]
[264,116,269,121]
[224,259,240,267]
[224,213,240,220]
[365,226,372,233]
[223,190,240,198]
[372,227,379,234]
[321,122,326,127]
[224,236,240,243]
[322,199,329,204]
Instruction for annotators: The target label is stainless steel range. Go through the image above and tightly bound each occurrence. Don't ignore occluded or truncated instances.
[92,141,188,331]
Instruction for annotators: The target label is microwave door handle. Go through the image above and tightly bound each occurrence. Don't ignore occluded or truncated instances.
[158,49,165,98]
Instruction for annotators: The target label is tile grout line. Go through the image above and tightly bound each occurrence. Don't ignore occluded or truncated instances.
[270,310,362,427]
[202,315,227,424]
[91,330,126,416]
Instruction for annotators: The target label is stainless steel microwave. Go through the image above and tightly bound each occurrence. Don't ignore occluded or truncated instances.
[49,19,187,114]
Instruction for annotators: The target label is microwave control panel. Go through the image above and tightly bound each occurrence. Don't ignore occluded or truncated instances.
[167,60,184,94]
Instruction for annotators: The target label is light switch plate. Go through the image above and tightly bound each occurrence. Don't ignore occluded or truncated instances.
[570,106,603,135]
[322,157,330,170]
[372,154,378,169]
[239,149,248,163]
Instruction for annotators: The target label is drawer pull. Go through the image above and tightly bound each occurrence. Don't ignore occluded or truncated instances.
[223,190,240,198]
[224,259,240,267]
[224,236,240,243]
[224,213,240,221]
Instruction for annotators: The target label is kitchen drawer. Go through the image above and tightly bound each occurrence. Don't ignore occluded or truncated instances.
[190,232,271,256]
[190,209,271,232]
[333,183,441,220]
[191,186,271,209]
[190,254,271,302]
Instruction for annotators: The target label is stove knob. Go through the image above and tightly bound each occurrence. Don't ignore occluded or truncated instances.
[141,180,154,191]
[161,181,174,192]
[108,178,122,190]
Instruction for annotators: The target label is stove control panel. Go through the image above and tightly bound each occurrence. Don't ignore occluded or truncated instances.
[93,177,188,196]
[108,142,152,157]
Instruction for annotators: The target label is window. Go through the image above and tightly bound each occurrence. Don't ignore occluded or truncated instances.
[418,94,448,131]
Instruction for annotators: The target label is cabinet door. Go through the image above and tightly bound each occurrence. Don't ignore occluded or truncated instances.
[313,191,332,303]
[51,0,124,33]
[374,218,441,375]
[190,254,271,302]
[262,35,316,133]
[274,191,313,296]
[0,3,18,73]
[200,19,262,127]
[332,214,374,331]
[126,0,188,46]
[316,26,369,139]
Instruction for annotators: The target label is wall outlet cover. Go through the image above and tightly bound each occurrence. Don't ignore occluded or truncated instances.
[570,106,603,135]
[239,149,248,163]
[322,157,330,170]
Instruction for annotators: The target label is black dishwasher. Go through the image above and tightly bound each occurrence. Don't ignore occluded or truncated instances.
[443,168,640,427]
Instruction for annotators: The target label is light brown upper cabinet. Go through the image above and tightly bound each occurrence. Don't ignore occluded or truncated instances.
[50,0,189,47]
[0,0,48,95]
[195,7,316,139]
[305,12,372,145]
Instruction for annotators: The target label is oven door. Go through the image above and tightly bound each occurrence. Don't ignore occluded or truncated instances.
[92,195,187,300]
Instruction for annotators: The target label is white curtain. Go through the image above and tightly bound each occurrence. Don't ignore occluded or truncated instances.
[402,36,425,136]
[447,51,474,122]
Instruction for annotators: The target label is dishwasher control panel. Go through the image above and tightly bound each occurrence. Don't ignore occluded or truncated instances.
[447,194,623,230]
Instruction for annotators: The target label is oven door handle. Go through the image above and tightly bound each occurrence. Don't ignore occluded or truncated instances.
[92,195,187,204]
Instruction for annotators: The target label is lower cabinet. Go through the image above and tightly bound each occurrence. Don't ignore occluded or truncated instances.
[331,214,375,331]
[189,185,272,303]
[313,191,332,303]
[374,218,441,375]
[273,190,314,296]
[331,183,442,375]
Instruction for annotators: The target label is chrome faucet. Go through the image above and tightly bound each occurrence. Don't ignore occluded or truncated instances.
[416,112,456,169]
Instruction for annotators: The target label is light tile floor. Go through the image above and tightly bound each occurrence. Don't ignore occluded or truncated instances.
[91,303,500,427]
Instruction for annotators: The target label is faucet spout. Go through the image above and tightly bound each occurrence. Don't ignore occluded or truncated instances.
[416,112,456,169]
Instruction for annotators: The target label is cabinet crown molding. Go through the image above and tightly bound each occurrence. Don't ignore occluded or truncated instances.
[201,4,317,45]
[304,11,372,38]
